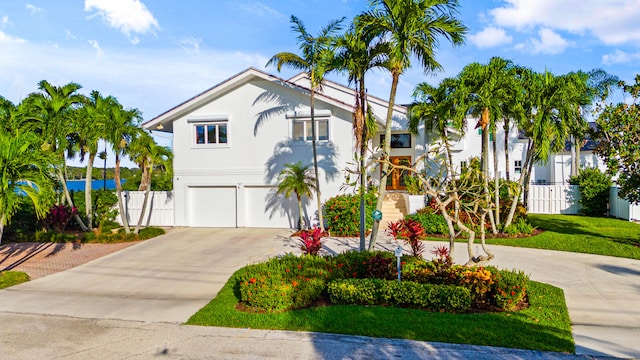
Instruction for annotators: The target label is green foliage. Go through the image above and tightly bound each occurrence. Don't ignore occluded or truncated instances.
[72,190,118,228]
[493,269,529,311]
[327,278,472,312]
[324,191,376,236]
[403,175,424,195]
[82,226,165,243]
[405,210,448,235]
[3,201,40,242]
[98,219,121,233]
[568,168,612,216]
[138,226,165,238]
[503,217,535,236]
[0,271,30,289]
[35,230,77,243]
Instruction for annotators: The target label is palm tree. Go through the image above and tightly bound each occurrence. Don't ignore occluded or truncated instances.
[456,57,517,229]
[358,0,467,249]
[127,131,172,234]
[76,90,116,229]
[266,15,344,232]
[24,80,89,231]
[0,131,58,244]
[105,102,142,234]
[332,26,389,249]
[276,162,316,230]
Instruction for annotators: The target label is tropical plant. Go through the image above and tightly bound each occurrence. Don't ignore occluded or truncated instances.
[104,102,142,234]
[0,131,57,244]
[568,167,612,216]
[23,80,89,231]
[298,226,325,255]
[267,15,345,231]
[358,0,467,250]
[276,162,316,230]
[386,219,426,257]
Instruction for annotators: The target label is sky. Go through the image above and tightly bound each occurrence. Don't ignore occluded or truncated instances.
[1,0,639,167]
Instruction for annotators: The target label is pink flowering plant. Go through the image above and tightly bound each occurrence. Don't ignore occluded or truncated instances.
[45,204,78,233]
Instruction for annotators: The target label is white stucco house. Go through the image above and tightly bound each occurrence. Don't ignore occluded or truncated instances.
[143,68,412,228]
[142,67,609,228]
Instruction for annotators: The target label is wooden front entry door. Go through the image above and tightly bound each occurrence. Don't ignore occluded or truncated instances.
[385,156,411,190]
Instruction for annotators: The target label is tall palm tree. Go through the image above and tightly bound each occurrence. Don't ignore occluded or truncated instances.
[332,26,389,249]
[127,131,172,234]
[358,0,467,249]
[276,162,316,230]
[105,103,142,234]
[76,90,116,229]
[456,57,517,229]
[0,131,58,244]
[24,80,89,231]
[267,15,344,231]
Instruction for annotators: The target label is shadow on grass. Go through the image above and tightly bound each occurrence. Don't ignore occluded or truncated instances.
[186,272,574,356]
[529,214,640,245]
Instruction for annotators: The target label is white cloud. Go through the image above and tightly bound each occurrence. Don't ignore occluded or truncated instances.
[602,49,640,65]
[179,36,201,54]
[490,0,640,45]
[469,26,513,49]
[84,0,159,44]
[530,28,571,55]
[25,4,44,14]
[2,16,11,26]
[0,30,26,44]
[88,40,104,58]
[65,30,77,40]
[238,1,284,18]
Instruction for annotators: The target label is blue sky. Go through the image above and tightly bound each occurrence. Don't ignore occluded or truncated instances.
[1,0,639,166]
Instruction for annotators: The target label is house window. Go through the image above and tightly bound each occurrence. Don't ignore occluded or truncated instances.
[460,161,467,170]
[514,160,522,174]
[292,118,329,141]
[380,133,411,148]
[194,123,228,145]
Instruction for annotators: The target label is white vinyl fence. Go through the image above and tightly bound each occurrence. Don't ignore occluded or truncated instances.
[119,191,174,227]
[527,185,581,215]
[609,187,640,221]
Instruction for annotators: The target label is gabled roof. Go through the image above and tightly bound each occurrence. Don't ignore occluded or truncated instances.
[143,67,357,133]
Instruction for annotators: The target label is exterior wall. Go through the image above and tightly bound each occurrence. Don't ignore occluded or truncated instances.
[171,78,356,227]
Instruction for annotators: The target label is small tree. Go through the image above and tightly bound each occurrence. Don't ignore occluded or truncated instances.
[568,168,612,216]
[277,162,316,230]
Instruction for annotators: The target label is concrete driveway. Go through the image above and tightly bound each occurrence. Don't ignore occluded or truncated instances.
[0,228,638,359]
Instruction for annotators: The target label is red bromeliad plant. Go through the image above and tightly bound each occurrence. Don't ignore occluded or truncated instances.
[386,219,425,257]
[299,226,326,255]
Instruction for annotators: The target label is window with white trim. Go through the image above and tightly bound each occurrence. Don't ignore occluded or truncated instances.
[292,118,329,141]
[194,122,228,145]
[514,160,522,174]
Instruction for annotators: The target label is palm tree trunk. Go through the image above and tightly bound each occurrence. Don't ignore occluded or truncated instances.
[297,194,304,230]
[0,214,5,245]
[492,130,500,226]
[504,119,510,181]
[481,109,497,234]
[134,164,153,234]
[115,154,130,233]
[139,164,150,191]
[358,79,367,251]
[58,167,89,232]
[570,136,577,178]
[309,89,324,231]
[504,140,534,227]
[369,70,399,251]
[85,152,96,229]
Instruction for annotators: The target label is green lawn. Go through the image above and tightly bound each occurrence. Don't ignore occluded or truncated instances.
[483,215,640,260]
[0,271,29,289]
[187,270,573,353]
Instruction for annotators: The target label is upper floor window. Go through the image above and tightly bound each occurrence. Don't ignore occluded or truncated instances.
[189,116,229,147]
[292,118,329,141]
[380,133,411,148]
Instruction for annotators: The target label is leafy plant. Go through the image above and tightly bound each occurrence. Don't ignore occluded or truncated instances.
[405,210,448,235]
[503,217,535,236]
[403,175,424,195]
[44,204,77,233]
[493,269,529,311]
[568,167,612,216]
[324,192,376,236]
[386,219,426,256]
[298,226,325,255]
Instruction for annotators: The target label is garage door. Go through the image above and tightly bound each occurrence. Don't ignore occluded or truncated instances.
[245,186,298,228]
[188,186,236,227]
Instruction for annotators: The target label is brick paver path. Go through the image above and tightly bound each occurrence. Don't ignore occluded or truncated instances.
[0,242,139,279]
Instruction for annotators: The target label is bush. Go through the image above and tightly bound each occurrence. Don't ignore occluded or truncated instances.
[405,211,448,235]
[35,230,77,243]
[492,269,529,311]
[386,219,426,257]
[503,217,535,236]
[324,192,376,236]
[81,227,165,243]
[71,190,118,228]
[298,226,325,255]
[568,168,612,216]
[327,278,472,312]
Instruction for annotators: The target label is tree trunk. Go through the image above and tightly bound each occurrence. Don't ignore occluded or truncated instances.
[115,154,130,234]
[492,130,500,227]
[0,214,5,245]
[358,78,367,251]
[139,163,150,191]
[570,135,577,179]
[85,152,96,229]
[481,109,497,234]
[134,163,153,234]
[59,167,89,232]
[504,140,534,227]
[310,89,324,231]
[369,71,400,251]
[575,136,581,177]
[504,119,510,181]
[297,194,304,230]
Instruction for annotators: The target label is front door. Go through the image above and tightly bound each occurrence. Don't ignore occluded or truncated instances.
[385,156,411,190]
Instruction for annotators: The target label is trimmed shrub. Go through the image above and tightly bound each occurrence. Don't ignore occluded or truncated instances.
[568,168,612,217]
[406,210,448,235]
[503,217,535,236]
[492,269,529,311]
[324,192,376,236]
[35,230,77,243]
[327,278,472,312]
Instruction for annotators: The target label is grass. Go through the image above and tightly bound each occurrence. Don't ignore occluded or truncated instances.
[187,269,574,353]
[481,215,640,260]
[0,271,30,289]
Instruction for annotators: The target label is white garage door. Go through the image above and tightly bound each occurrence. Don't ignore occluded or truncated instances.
[188,186,236,227]
[245,186,298,228]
